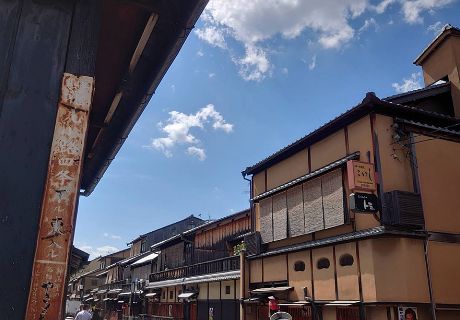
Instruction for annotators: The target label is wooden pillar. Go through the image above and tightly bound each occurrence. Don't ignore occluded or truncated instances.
[23,1,100,319]
[240,249,246,320]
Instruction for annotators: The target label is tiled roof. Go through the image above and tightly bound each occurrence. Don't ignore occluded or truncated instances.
[145,270,240,289]
[242,92,458,176]
[248,226,427,259]
[251,152,359,202]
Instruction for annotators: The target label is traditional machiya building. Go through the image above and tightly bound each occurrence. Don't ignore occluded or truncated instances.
[0,0,207,318]
[87,215,205,319]
[144,209,252,320]
[67,249,129,307]
[240,25,460,320]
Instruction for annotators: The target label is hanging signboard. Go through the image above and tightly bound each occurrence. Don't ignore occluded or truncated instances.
[349,192,379,213]
[347,160,376,191]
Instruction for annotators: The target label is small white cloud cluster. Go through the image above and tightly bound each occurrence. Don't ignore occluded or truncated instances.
[401,0,454,24]
[195,0,454,81]
[150,104,233,161]
[78,245,119,259]
[392,72,423,93]
[103,232,121,240]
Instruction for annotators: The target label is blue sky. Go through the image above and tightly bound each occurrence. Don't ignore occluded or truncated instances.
[74,0,460,258]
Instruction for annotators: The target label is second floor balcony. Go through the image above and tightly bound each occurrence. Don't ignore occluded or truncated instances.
[149,255,240,282]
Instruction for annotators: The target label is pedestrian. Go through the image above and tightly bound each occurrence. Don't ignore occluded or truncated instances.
[268,296,280,317]
[74,304,92,320]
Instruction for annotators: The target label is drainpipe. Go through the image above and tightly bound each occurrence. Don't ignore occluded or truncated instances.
[407,132,436,320]
[242,171,254,233]
[424,238,437,320]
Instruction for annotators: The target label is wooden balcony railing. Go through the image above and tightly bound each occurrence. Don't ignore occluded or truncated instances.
[97,280,125,292]
[149,256,240,282]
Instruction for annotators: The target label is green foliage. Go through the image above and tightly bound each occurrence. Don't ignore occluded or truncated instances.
[233,241,246,256]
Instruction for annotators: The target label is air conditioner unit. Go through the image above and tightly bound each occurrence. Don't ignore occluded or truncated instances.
[382,190,424,229]
[244,232,261,256]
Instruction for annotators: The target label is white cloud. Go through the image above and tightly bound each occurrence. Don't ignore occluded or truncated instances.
[358,18,378,33]
[103,232,122,240]
[427,21,444,35]
[401,0,454,24]
[392,72,423,93]
[209,73,216,78]
[197,0,369,81]
[373,0,396,14]
[197,50,204,57]
[149,104,233,159]
[236,45,272,81]
[309,55,317,70]
[196,0,454,81]
[77,245,119,259]
[281,67,289,75]
[187,146,206,161]
[195,26,227,49]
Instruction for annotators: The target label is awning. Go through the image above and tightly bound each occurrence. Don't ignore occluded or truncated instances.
[131,252,158,267]
[323,300,360,306]
[144,292,158,298]
[177,292,197,300]
[97,289,108,294]
[242,298,262,303]
[93,298,100,302]
[279,302,310,307]
[146,270,240,289]
[83,294,91,299]
[103,298,111,301]
[251,286,293,294]
[118,292,131,296]
[85,297,93,302]
[108,288,123,294]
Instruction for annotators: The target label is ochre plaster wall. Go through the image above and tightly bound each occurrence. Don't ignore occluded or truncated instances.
[208,282,220,299]
[267,234,313,250]
[374,115,413,193]
[372,238,429,303]
[415,136,460,233]
[287,250,312,301]
[220,280,235,300]
[428,241,460,305]
[310,130,347,171]
[198,283,208,300]
[421,38,458,85]
[266,149,308,190]
[358,239,377,302]
[335,242,359,301]
[250,259,263,283]
[253,171,266,197]
[263,255,287,282]
[312,246,336,301]
[421,36,460,118]
[347,115,373,162]
[314,224,353,240]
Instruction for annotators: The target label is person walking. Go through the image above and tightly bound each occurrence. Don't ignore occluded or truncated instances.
[74,304,92,320]
[268,296,280,317]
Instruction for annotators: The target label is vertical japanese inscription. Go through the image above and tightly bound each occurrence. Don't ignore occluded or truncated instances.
[26,74,94,320]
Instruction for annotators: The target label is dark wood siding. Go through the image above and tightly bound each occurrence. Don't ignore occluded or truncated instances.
[0,1,74,318]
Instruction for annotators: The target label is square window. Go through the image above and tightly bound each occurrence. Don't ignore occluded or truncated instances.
[170,291,174,299]
[225,286,231,295]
